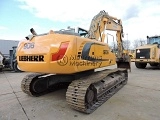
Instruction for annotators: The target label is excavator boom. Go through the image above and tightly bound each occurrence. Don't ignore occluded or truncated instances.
[87,10,130,70]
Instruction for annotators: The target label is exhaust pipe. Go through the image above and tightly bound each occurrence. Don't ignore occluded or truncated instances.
[30,28,37,35]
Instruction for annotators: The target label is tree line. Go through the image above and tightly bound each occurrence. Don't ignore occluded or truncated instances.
[110,39,146,51]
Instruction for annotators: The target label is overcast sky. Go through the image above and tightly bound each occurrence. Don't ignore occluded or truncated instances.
[0,0,160,43]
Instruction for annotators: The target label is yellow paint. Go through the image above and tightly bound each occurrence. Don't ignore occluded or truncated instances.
[17,33,116,74]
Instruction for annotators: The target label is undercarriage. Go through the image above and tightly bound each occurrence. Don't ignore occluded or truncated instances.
[21,68,128,113]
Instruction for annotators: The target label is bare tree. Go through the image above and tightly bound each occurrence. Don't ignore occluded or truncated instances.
[133,39,139,49]
[122,40,130,50]
[109,41,118,52]
[132,39,146,49]
[139,40,146,46]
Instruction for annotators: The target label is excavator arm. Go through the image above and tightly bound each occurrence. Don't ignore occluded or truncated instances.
[87,10,131,70]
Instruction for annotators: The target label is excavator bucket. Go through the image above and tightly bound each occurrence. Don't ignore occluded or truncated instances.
[116,55,131,72]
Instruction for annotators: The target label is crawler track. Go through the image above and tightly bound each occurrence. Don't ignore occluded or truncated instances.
[21,73,70,96]
[21,68,128,114]
[66,68,128,114]
[21,70,94,97]
[21,73,42,96]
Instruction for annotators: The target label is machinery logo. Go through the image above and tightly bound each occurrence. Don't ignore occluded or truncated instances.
[57,42,107,67]
[57,55,68,66]
[19,55,44,61]
[57,55,102,67]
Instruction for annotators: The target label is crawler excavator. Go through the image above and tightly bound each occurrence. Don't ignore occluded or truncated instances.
[17,10,130,114]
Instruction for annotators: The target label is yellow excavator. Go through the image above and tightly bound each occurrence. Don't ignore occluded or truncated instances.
[17,10,130,113]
